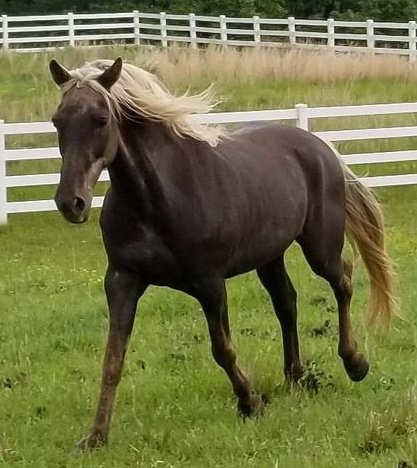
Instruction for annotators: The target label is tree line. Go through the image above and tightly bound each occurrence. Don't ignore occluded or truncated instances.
[0,0,416,22]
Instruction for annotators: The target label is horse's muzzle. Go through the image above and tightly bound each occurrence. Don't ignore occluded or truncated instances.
[54,194,89,224]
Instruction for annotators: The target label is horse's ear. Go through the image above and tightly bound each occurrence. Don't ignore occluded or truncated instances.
[49,59,71,87]
[97,57,123,90]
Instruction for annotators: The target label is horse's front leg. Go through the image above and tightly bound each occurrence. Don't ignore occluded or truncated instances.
[77,266,147,450]
[193,278,264,418]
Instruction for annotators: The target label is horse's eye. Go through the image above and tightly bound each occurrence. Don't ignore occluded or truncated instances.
[93,115,108,127]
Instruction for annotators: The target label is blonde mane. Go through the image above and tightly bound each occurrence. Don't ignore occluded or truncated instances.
[61,59,225,147]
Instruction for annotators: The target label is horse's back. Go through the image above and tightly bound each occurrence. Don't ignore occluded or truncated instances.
[224,123,342,179]
[217,122,344,210]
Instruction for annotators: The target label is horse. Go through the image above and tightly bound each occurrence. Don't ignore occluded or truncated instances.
[48,57,395,449]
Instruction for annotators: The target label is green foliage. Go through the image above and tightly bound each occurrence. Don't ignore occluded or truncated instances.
[0,0,416,21]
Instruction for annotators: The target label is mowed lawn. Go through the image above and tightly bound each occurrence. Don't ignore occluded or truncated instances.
[1,47,417,467]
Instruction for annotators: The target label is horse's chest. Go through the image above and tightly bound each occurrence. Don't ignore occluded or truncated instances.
[103,227,182,284]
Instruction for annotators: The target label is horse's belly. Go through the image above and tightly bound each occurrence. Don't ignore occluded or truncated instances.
[221,187,307,276]
[225,226,298,277]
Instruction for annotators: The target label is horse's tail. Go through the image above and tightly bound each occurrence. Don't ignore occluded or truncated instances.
[342,161,396,325]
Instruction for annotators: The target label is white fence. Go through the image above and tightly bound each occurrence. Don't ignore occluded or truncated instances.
[1,102,417,224]
[1,12,417,59]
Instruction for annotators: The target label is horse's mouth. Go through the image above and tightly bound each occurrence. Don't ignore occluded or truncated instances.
[60,210,89,224]
[69,216,88,224]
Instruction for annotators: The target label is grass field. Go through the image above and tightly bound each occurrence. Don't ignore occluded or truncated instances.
[1,46,417,467]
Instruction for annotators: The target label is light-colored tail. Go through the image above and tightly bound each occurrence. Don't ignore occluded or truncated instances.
[343,162,396,325]
[321,139,396,325]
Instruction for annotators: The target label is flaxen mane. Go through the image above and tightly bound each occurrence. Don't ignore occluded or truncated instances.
[61,59,225,147]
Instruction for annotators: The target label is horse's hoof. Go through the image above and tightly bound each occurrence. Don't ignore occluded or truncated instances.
[238,393,267,420]
[285,367,304,384]
[344,353,369,382]
[75,431,107,451]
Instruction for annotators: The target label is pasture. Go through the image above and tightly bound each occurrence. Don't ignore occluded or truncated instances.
[1,47,417,467]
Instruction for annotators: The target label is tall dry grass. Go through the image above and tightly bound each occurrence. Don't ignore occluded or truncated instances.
[141,46,417,88]
[1,45,417,122]
[69,46,417,89]
[3,45,416,88]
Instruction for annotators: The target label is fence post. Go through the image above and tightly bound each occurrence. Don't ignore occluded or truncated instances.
[2,15,8,51]
[366,19,374,52]
[327,18,335,49]
[0,120,7,225]
[253,15,261,46]
[409,20,416,62]
[133,10,140,45]
[68,12,75,47]
[160,12,168,47]
[189,13,197,49]
[288,17,296,46]
[219,15,228,47]
[296,103,309,131]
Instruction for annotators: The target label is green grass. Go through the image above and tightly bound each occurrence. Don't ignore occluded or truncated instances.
[2,189,417,468]
[1,47,417,467]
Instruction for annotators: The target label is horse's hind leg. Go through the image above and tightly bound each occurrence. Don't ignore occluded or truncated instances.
[299,232,369,382]
[257,256,303,382]
[192,278,264,418]
[333,258,369,381]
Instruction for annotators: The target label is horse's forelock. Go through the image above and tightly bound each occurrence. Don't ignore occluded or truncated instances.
[60,69,121,123]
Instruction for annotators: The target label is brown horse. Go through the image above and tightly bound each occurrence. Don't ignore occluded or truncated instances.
[49,57,395,449]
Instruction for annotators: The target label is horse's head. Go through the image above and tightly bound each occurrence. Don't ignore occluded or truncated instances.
[49,57,122,223]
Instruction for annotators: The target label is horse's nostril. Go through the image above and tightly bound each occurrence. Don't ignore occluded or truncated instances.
[73,196,86,215]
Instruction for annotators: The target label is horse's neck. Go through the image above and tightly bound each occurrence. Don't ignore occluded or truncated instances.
[107,118,190,211]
